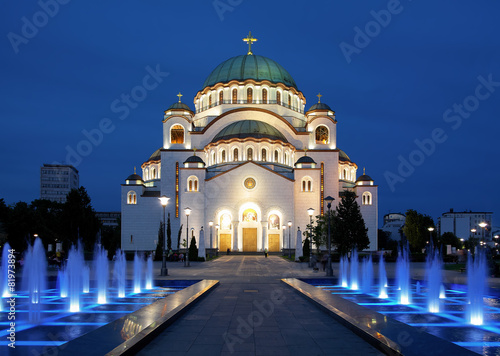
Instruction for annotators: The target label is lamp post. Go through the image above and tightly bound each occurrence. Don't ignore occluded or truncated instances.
[158,196,170,276]
[324,196,335,277]
[282,225,286,255]
[209,221,213,257]
[428,227,434,251]
[215,224,219,256]
[288,221,292,259]
[479,222,487,246]
[184,207,191,267]
[307,208,315,267]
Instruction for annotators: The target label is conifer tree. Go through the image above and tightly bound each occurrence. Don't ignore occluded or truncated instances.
[334,190,369,255]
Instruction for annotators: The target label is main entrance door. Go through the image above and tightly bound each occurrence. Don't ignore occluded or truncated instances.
[220,234,231,252]
[242,228,257,252]
[268,234,280,252]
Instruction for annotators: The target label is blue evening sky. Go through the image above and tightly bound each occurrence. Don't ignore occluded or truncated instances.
[1,0,499,229]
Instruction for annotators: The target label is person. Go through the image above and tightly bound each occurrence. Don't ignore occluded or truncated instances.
[227,248,230,255]
[321,253,328,271]
[179,253,184,262]
[264,248,268,258]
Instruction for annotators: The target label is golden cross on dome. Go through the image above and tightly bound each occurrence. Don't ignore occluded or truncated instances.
[363,167,366,175]
[243,31,258,55]
[177,92,183,103]
[304,148,308,156]
[134,166,136,174]
[317,93,322,103]
[193,147,197,156]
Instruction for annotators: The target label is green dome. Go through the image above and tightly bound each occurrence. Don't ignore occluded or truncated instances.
[307,102,332,112]
[338,149,351,162]
[212,120,288,143]
[167,102,192,112]
[202,55,298,90]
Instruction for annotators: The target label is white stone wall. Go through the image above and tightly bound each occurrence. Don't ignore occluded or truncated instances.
[355,185,378,251]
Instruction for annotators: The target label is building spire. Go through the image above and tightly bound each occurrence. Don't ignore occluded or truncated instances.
[177,92,183,103]
[193,147,197,156]
[243,31,258,55]
[134,166,136,174]
[304,148,308,156]
[317,93,322,103]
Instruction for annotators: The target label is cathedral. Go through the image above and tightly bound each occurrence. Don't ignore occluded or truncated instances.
[121,34,378,254]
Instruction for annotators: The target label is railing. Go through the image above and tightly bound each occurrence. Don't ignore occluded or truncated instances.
[196,100,304,114]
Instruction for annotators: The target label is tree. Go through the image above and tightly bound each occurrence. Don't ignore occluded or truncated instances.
[303,236,310,261]
[440,232,460,251]
[166,213,172,251]
[155,222,164,261]
[334,191,369,255]
[403,209,435,251]
[177,224,183,251]
[188,235,198,261]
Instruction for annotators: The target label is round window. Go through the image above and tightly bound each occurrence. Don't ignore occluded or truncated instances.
[244,177,256,190]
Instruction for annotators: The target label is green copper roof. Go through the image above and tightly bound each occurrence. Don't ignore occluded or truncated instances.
[307,102,332,112]
[212,120,288,143]
[167,102,192,112]
[202,55,298,90]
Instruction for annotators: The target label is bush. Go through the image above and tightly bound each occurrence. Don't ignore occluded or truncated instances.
[188,236,198,261]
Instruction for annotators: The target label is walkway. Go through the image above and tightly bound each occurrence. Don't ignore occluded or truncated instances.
[137,256,384,355]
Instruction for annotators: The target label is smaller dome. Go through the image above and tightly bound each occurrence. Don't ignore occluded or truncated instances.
[146,148,161,163]
[295,156,316,166]
[126,173,143,181]
[183,155,205,164]
[356,174,373,182]
[212,120,288,143]
[307,102,332,112]
[167,102,193,112]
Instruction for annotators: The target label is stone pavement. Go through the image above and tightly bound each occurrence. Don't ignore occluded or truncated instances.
[136,256,384,355]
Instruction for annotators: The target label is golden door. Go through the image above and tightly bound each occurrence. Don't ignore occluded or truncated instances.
[242,228,257,252]
[268,234,280,252]
[219,234,231,252]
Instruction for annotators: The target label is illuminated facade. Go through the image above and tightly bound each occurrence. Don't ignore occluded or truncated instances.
[121,36,378,253]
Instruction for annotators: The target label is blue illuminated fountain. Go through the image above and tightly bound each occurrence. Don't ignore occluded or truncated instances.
[467,250,486,325]
[146,254,153,290]
[426,248,443,313]
[66,244,85,312]
[134,252,143,293]
[396,243,411,304]
[361,255,373,294]
[94,244,109,304]
[339,255,348,287]
[114,249,126,298]
[349,248,359,290]
[378,253,388,299]
[22,238,47,323]
[1,242,12,299]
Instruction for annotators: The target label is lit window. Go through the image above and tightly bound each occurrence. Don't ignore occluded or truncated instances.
[170,124,185,144]
[232,88,237,103]
[362,192,372,205]
[209,94,212,106]
[188,176,199,192]
[315,126,329,144]
[127,191,137,205]
[221,149,226,163]
[262,89,268,104]
[247,87,253,103]
[219,91,223,103]
[233,148,239,161]
[152,167,156,179]
[262,148,267,161]
[301,177,313,192]
[274,150,279,163]
[276,91,281,104]
[247,147,253,161]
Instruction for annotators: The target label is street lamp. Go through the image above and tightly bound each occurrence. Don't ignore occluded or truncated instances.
[209,221,213,252]
[184,207,192,267]
[282,225,286,255]
[288,221,292,259]
[479,222,487,245]
[215,224,219,255]
[324,196,335,277]
[428,227,434,251]
[307,208,315,267]
[158,196,170,276]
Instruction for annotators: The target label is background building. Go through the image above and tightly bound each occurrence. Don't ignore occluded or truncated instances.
[96,212,121,228]
[381,213,405,241]
[439,209,493,241]
[121,37,378,253]
[40,164,79,203]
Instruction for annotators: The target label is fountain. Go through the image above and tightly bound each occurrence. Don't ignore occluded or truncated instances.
[378,253,388,299]
[133,252,143,293]
[339,255,348,287]
[467,250,486,325]
[114,249,127,298]
[82,265,90,293]
[145,254,153,290]
[349,248,359,290]
[22,238,47,323]
[1,242,12,298]
[94,245,109,304]
[67,245,85,312]
[426,249,442,313]
[361,255,373,294]
[396,243,411,304]
[57,269,68,298]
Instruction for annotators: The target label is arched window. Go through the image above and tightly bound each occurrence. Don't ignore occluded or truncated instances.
[220,213,231,230]
[247,147,253,161]
[285,152,289,166]
[188,176,199,192]
[127,191,137,205]
[151,167,156,179]
[288,93,291,107]
[269,214,280,229]
[170,124,184,144]
[232,88,237,103]
[343,169,347,180]
[221,149,226,163]
[301,177,313,192]
[247,87,253,103]
[315,126,329,144]
[243,209,257,222]
[362,192,372,205]
[209,94,212,106]
[261,148,267,161]
[276,91,281,104]
[211,151,215,165]
[233,148,239,161]
[219,91,223,104]
[274,150,279,163]
[262,88,268,104]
